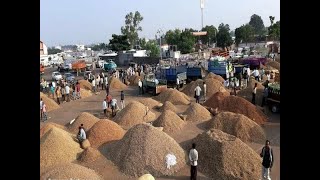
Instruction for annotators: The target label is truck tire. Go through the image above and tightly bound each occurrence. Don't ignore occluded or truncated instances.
[271,105,278,113]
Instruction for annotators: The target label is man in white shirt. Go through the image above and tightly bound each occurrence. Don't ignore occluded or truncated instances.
[189,143,198,180]
[203,82,207,102]
[65,84,70,102]
[52,81,56,88]
[103,99,107,117]
[138,79,142,95]
[111,99,117,116]
[77,126,86,143]
[194,84,202,103]
[40,98,43,120]
[176,77,180,90]
[92,77,96,93]
[252,68,260,81]
[96,75,100,91]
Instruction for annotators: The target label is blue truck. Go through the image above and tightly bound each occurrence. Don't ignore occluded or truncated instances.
[207,57,234,79]
[186,67,204,82]
[156,66,187,88]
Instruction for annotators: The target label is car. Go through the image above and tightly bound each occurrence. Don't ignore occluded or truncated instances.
[64,73,75,83]
[52,72,62,81]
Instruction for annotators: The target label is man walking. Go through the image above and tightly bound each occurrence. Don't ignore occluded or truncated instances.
[252,68,260,81]
[260,140,274,180]
[92,76,96,93]
[120,91,125,109]
[138,79,142,95]
[106,83,110,96]
[176,77,180,90]
[40,98,43,120]
[103,99,107,117]
[65,83,70,102]
[189,143,198,180]
[261,84,269,107]
[203,82,207,102]
[194,84,202,104]
[252,83,257,105]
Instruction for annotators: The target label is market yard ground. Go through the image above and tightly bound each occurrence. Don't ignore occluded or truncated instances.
[40,67,280,180]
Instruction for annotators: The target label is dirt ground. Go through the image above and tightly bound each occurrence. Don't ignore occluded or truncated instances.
[40,79,280,180]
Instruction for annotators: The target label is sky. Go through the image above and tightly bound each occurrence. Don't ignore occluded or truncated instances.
[40,0,280,47]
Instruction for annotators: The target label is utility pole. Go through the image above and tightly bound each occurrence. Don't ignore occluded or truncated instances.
[157,29,163,60]
[200,0,205,29]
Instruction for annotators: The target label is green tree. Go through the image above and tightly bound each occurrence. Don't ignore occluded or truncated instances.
[235,24,255,45]
[121,11,143,48]
[249,14,265,35]
[216,23,233,48]
[48,48,62,55]
[165,29,181,46]
[108,34,130,51]
[91,43,107,51]
[268,16,280,41]
[200,25,217,45]
[140,39,160,57]
[165,28,196,54]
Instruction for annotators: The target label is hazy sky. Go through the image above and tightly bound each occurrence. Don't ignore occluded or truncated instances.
[40,0,280,47]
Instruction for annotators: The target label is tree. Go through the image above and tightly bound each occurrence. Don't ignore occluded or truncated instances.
[165,29,181,46]
[268,16,280,41]
[139,38,160,57]
[216,23,233,48]
[165,28,196,54]
[249,14,265,35]
[108,34,130,51]
[91,43,107,51]
[121,11,143,49]
[48,48,62,55]
[200,25,217,45]
[234,24,255,45]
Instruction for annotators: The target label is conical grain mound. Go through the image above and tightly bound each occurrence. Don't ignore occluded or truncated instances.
[205,72,225,83]
[192,129,261,179]
[238,79,264,105]
[87,119,125,148]
[266,61,280,70]
[203,92,229,108]
[78,147,101,163]
[139,98,161,109]
[40,127,83,170]
[153,110,185,133]
[78,79,92,90]
[40,92,60,112]
[68,112,99,134]
[113,101,156,129]
[40,122,65,138]
[160,101,177,113]
[40,163,102,180]
[204,94,267,124]
[129,74,144,85]
[207,112,266,143]
[155,89,190,105]
[108,77,127,89]
[103,123,186,177]
[185,103,212,121]
[80,89,92,98]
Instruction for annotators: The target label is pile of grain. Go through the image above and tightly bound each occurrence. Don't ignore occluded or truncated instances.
[87,119,125,148]
[203,94,267,124]
[207,112,266,143]
[237,79,264,105]
[138,174,155,180]
[129,75,144,85]
[152,110,185,133]
[205,72,225,83]
[266,61,280,70]
[160,101,177,113]
[40,122,65,138]
[192,129,261,179]
[114,101,156,129]
[155,89,190,105]
[40,127,82,170]
[78,79,92,90]
[68,112,99,134]
[40,92,60,112]
[40,163,102,180]
[104,123,186,177]
[78,147,101,163]
[80,89,92,98]
[184,102,212,121]
[139,98,161,109]
[108,77,127,89]
[182,78,228,99]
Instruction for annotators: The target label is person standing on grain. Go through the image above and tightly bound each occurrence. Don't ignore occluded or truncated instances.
[252,83,257,105]
[77,126,86,143]
[42,102,48,122]
[194,84,202,103]
[260,140,274,180]
[189,143,198,180]
[203,82,207,102]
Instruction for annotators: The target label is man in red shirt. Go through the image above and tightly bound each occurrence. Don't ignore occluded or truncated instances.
[76,81,81,99]
[106,94,112,108]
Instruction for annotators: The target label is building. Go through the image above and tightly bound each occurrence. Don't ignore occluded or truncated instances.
[40,41,49,66]
[55,46,62,50]
[76,44,85,51]
[40,41,48,55]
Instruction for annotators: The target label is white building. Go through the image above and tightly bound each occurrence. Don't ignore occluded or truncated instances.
[55,46,62,50]
[76,44,85,51]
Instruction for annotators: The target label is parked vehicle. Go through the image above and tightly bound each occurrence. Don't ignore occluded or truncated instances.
[239,57,267,70]
[143,73,167,96]
[52,72,62,81]
[64,73,75,83]
[267,82,280,113]
[103,60,117,71]
[186,67,204,82]
[207,56,232,79]
[157,66,187,87]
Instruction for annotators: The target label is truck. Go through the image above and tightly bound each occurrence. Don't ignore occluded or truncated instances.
[239,57,268,70]
[157,66,187,88]
[143,73,167,96]
[267,82,280,113]
[207,56,232,79]
[186,67,204,82]
[103,60,117,71]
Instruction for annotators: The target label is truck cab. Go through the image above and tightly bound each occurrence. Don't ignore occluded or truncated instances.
[143,73,167,96]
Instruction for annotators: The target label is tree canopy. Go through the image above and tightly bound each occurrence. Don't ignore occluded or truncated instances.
[235,24,255,45]
[121,11,143,48]
[200,25,217,45]
[91,43,107,51]
[249,14,265,35]
[268,16,280,41]
[48,48,62,55]
[108,34,130,51]
[139,38,160,57]
[165,28,196,54]
[216,23,233,48]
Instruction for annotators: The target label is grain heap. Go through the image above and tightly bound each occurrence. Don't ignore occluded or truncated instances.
[152,110,185,133]
[113,101,156,129]
[40,163,103,180]
[129,74,144,85]
[40,92,60,112]
[138,174,155,180]
[266,61,280,70]
[237,79,264,104]
[104,123,186,177]
[160,101,177,113]
[192,129,261,179]
[108,76,127,89]
[40,122,65,138]
[184,102,212,121]
[68,112,99,134]
[87,119,125,148]
[78,147,101,163]
[203,93,267,124]
[207,112,266,143]
[78,79,92,90]
[182,78,228,98]
[138,98,161,109]
[80,89,92,98]
[205,72,225,83]
[40,127,82,170]
[155,88,190,105]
